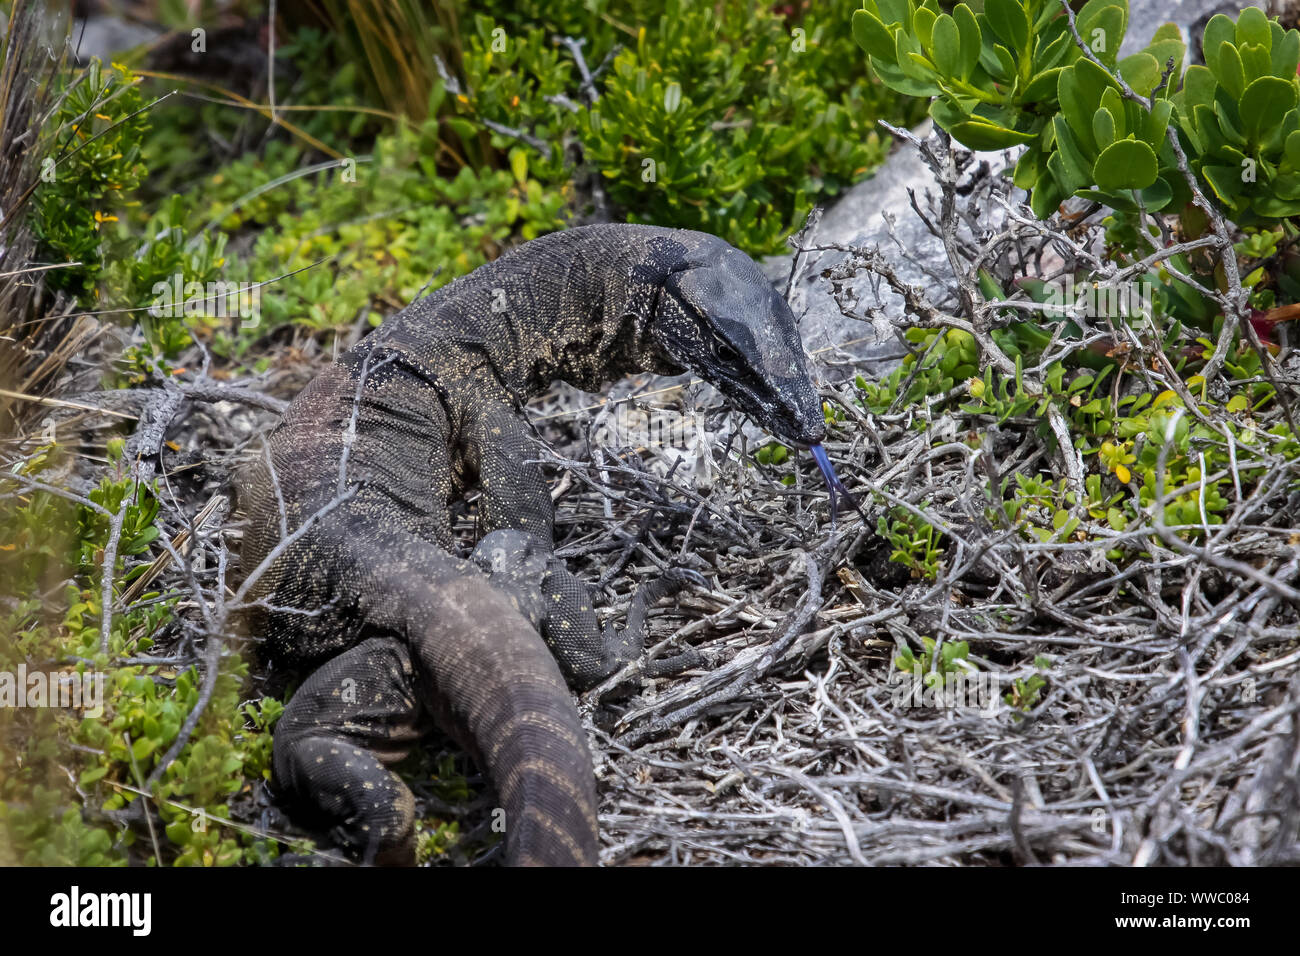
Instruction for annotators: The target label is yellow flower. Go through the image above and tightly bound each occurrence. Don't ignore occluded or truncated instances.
[92,210,118,229]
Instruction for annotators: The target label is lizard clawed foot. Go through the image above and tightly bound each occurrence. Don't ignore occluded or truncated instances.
[641,648,705,679]
[636,566,707,604]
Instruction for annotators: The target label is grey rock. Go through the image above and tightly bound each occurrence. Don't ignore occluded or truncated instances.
[70,17,161,65]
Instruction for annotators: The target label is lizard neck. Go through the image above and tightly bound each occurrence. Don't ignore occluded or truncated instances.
[376,224,683,402]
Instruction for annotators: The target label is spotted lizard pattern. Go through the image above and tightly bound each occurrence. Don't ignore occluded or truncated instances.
[237,224,828,865]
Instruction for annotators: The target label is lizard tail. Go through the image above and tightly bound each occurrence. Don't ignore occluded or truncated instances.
[353,545,601,867]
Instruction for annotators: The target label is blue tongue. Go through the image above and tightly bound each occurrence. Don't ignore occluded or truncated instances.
[809,443,865,528]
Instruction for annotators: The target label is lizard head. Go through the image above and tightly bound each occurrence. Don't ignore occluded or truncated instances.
[636,232,827,447]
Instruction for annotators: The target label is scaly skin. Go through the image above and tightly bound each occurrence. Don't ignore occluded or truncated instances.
[237,224,826,866]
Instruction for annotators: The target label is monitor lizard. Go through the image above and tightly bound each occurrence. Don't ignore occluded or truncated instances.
[236,223,840,865]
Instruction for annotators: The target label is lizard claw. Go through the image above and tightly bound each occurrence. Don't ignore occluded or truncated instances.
[661,567,708,593]
[642,648,705,679]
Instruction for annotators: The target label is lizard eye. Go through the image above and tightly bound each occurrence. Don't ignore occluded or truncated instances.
[713,337,740,363]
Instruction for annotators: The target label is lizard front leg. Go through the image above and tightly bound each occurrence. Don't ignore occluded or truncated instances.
[464,401,702,688]
[471,530,704,690]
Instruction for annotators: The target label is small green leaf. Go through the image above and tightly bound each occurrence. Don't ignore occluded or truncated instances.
[953,3,983,80]
[131,736,156,762]
[1093,108,1117,149]
[1213,41,1247,99]
[663,82,682,113]
[1271,26,1300,78]
[1093,138,1157,190]
[914,6,937,52]
[1181,64,1217,111]
[1239,76,1298,143]
[1051,117,1093,187]
[984,0,1029,52]
[852,9,898,62]
[931,14,961,78]
[1235,6,1271,51]
[1022,67,1063,101]
[1077,3,1126,66]
[1145,99,1173,145]
[876,0,910,27]
[1286,130,1300,167]
[1119,52,1160,96]
[992,43,1018,83]
[1201,14,1236,77]
[508,148,528,185]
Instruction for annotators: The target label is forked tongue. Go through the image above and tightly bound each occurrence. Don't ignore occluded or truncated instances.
[809,443,866,528]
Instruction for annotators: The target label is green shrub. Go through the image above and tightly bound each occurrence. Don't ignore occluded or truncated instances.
[853,0,1300,226]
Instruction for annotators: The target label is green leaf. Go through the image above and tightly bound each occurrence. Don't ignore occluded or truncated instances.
[977,268,1006,302]
[1202,164,1246,206]
[1051,117,1093,187]
[1252,194,1300,216]
[1078,4,1126,66]
[1145,37,1185,94]
[931,14,961,79]
[1119,52,1160,96]
[1094,138,1157,190]
[1202,14,1236,76]
[508,148,528,185]
[1145,98,1173,145]
[914,5,937,52]
[1235,6,1271,51]
[1100,87,1128,138]
[946,117,1038,150]
[1030,169,1069,218]
[1035,26,1075,73]
[1093,108,1117,149]
[953,3,983,80]
[1214,41,1247,99]
[1058,66,1097,153]
[1023,67,1064,101]
[1286,130,1300,168]
[852,9,898,62]
[993,42,1018,84]
[131,736,156,762]
[896,30,936,82]
[1239,76,1298,143]
[876,0,911,27]
[1213,98,1248,146]
[1138,176,1173,211]
[1013,140,1048,189]
[984,0,1029,51]
[1271,26,1300,78]
[1240,42,1272,83]
[930,95,975,127]
[1180,64,1217,112]
[872,58,945,96]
